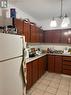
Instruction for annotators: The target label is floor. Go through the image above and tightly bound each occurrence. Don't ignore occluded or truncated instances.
[27,72,71,95]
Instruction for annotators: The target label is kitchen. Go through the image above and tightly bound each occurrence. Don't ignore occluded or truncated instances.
[0,0,71,95]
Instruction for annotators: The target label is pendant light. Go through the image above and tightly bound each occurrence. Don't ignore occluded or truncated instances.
[50,17,57,27]
[50,0,70,28]
[61,0,70,27]
[61,14,70,27]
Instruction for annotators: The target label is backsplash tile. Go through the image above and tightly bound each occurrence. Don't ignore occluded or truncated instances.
[28,43,71,51]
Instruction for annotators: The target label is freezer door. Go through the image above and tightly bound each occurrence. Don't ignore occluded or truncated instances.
[0,33,25,61]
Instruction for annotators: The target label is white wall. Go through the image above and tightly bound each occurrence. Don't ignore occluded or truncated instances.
[0,3,40,26]
[39,18,71,30]
[28,43,71,51]
[6,3,40,26]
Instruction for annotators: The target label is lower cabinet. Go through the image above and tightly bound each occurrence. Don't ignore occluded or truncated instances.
[26,55,47,90]
[62,56,71,75]
[55,56,62,73]
[27,54,71,90]
[48,55,55,72]
[32,59,38,84]
[38,57,45,78]
[48,55,62,73]
[27,61,33,90]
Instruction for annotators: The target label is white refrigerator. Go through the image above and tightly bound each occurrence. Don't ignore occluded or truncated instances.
[0,33,27,95]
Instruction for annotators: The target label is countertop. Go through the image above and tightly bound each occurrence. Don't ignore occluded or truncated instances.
[47,53,71,56]
[25,52,71,63]
[26,53,47,63]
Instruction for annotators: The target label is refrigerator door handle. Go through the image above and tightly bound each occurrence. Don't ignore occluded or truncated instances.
[20,36,27,95]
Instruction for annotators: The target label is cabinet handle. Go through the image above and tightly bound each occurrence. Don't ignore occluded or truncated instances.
[30,22,36,26]
[24,19,30,23]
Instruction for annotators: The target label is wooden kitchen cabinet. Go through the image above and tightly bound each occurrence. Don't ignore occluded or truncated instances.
[52,30,61,43]
[15,19,31,42]
[38,55,47,78]
[30,23,37,43]
[60,30,68,43]
[44,30,61,43]
[44,28,71,44]
[14,18,24,35]
[30,23,44,43]
[60,29,71,44]
[62,56,71,75]
[27,62,33,90]
[48,55,62,73]
[38,57,44,78]
[35,26,40,43]
[39,29,44,43]
[67,31,71,44]
[44,31,53,43]
[55,55,62,73]
[23,20,31,42]
[14,18,44,43]
[48,55,55,72]
[42,55,48,72]
[27,60,38,90]
[32,59,38,84]
[27,55,47,90]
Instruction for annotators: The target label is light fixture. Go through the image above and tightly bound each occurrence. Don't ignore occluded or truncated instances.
[50,18,57,27]
[61,14,70,27]
[50,0,70,28]
[0,0,7,8]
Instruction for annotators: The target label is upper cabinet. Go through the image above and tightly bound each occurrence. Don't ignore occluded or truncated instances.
[23,20,31,42]
[14,19,44,43]
[39,29,44,43]
[30,23,43,43]
[14,19,31,42]
[30,23,37,43]
[60,30,68,43]
[44,30,61,43]
[44,29,71,44]
[14,19,24,35]
[60,29,71,44]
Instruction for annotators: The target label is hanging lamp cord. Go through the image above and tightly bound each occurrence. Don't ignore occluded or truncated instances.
[60,0,63,18]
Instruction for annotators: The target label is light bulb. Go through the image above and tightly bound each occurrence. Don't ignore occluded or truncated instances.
[61,16,70,27]
[50,19,57,27]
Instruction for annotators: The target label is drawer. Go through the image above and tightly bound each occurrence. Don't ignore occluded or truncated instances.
[63,65,71,70]
[62,69,71,75]
[63,61,71,65]
[63,56,71,61]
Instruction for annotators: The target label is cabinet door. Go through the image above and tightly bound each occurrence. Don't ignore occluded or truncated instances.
[44,31,53,43]
[60,30,68,43]
[55,56,62,73]
[30,23,36,43]
[32,60,38,83]
[62,56,71,75]
[23,20,31,42]
[39,29,43,43]
[43,55,48,71]
[67,30,71,44]
[52,30,61,43]
[14,19,23,35]
[44,30,61,43]
[38,58,43,78]
[27,62,33,90]
[35,26,40,43]
[48,55,55,72]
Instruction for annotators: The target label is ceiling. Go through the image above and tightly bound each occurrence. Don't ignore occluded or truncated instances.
[9,0,71,21]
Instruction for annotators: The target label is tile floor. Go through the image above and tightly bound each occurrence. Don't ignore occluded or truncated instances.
[27,72,71,95]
